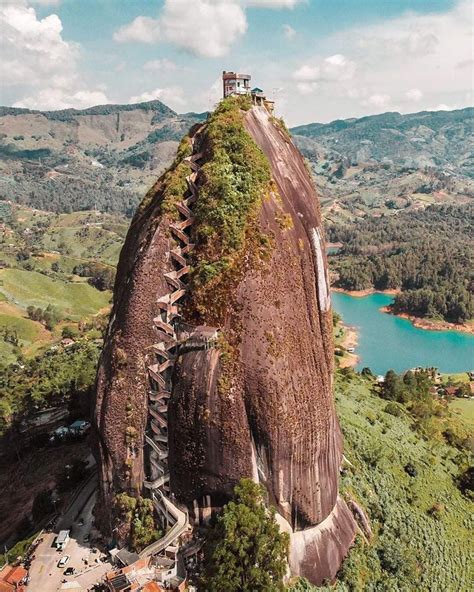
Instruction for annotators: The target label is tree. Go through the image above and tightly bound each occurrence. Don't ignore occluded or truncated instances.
[61,325,77,339]
[381,370,401,401]
[32,489,54,522]
[202,479,289,592]
[113,493,160,552]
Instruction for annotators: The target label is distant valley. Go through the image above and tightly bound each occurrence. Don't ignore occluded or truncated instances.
[0,101,207,216]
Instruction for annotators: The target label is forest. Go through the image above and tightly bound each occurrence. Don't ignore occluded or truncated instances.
[328,203,473,322]
[0,341,100,436]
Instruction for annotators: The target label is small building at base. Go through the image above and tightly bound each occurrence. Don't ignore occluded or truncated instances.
[0,565,28,592]
[55,530,70,551]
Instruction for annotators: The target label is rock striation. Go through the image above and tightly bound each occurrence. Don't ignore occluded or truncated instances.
[92,98,356,584]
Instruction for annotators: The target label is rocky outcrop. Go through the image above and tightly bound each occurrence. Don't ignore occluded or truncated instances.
[93,99,356,584]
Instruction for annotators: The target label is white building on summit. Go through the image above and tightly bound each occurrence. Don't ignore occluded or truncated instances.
[222,71,275,113]
[222,71,251,97]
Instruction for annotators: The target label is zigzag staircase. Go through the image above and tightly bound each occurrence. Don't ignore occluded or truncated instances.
[140,139,203,558]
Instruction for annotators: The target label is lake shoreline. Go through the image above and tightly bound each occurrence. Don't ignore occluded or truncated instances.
[332,287,400,298]
[332,287,472,335]
[380,306,474,336]
[332,291,474,374]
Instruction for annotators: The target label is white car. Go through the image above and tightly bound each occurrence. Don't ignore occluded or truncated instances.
[58,556,70,568]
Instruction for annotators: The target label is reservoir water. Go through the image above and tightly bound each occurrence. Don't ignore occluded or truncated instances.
[332,292,474,375]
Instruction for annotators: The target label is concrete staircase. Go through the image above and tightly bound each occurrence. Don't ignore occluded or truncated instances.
[140,140,203,558]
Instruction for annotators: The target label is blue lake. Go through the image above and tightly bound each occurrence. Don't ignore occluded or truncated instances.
[332,292,474,375]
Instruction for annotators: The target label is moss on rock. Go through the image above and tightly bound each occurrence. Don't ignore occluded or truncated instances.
[184,96,272,324]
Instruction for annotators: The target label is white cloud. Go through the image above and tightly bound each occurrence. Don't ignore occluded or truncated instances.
[284,0,473,123]
[282,24,296,39]
[1,3,109,110]
[114,0,302,57]
[129,86,186,110]
[433,103,458,111]
[143,58,177,72]
[364,93,391,108]
[405,88,423,102]
[358,31,439,59]
[294,64,320,82]
[242,0,304,7]
[296,82,318,95]
[29,0,62,6]
[114,16,161,44]
[293,54,356,91]
[15,88,109,111]
[115,0,246,57]
[1,3,78,87]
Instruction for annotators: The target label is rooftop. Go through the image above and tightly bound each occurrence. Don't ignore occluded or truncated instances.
[222,71,251,80]
[56,530,70,543]
[0,565,28,591]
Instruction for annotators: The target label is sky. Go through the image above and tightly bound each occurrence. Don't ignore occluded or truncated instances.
[1,0,472,126]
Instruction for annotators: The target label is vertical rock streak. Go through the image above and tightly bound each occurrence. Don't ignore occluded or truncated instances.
[310,227,331,313]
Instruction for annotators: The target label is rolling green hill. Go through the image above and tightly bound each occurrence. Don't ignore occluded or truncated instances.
[0,268,110,318]
[0,204,115,362]
[291,370,473,591]
[1,102,472,222]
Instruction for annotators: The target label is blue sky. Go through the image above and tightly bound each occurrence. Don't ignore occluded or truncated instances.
[1,1,472,125]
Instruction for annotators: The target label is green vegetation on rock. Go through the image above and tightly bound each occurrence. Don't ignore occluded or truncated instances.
[113,493,161,552]
[187,95,272,321]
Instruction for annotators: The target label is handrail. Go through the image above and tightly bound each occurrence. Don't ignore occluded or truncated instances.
[139,493,189,558]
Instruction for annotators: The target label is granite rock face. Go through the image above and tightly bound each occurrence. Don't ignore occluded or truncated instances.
[93,104,356,584]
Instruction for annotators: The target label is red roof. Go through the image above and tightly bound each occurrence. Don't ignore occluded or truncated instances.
[0,565,28,591]
[142,583,164,592]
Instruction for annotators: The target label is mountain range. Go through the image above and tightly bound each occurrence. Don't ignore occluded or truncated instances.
[0,101,472,219]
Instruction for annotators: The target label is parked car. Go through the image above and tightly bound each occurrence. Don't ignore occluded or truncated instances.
[58,556,70,568]
[83,534,90,543]
[78,518,84,526]
[64,567,75,576]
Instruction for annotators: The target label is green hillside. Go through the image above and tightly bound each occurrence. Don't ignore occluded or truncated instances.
[309,370,473,591]
[0,268,110,319]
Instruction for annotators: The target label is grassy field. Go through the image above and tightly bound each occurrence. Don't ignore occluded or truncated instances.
[0,268,111,319]
[0,205,119,363]
[3,205,127,266]
[440,372,471,384]
[450,398,474,426]
[0,301,53,363]
[325,372,474,591]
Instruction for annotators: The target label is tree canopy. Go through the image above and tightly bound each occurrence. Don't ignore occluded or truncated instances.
[202,478,289,592]
[328,203,473,322]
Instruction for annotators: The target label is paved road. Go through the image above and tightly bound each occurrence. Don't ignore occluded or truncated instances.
[28,474,113,591]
